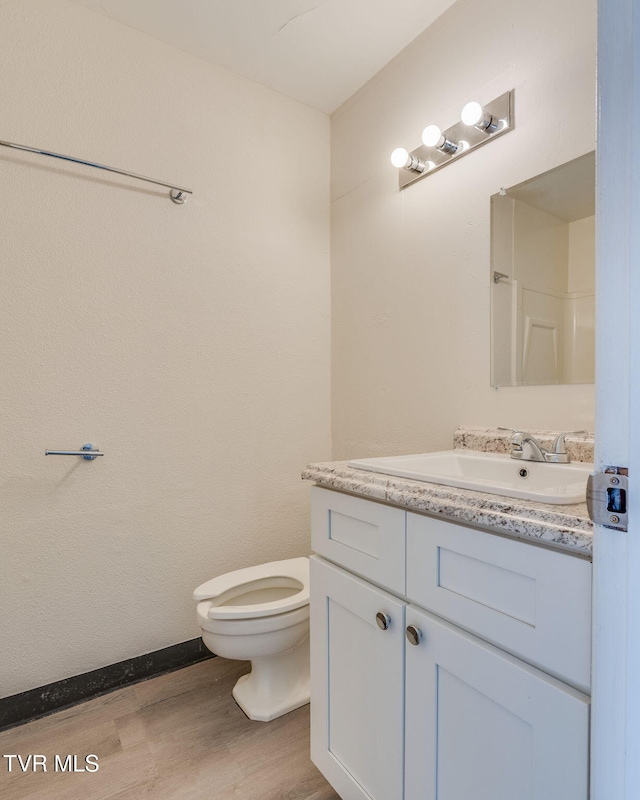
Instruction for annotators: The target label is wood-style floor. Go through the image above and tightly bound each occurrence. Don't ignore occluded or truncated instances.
[0,658,340,800]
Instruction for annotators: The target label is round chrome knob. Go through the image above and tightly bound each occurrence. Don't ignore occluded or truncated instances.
[376,612,391,631]
[406,625,422,646]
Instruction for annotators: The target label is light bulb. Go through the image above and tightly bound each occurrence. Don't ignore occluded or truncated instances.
[461,100,497,132]
[390,148,410,168]
[461,101,483,126]
[422,124,458,154]
[390,148,431,174]
[422,125,443,148]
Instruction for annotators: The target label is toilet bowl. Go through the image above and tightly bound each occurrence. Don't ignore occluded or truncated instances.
[193,557,310,722]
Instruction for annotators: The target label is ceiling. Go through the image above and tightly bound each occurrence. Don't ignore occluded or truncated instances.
[507,152,595,222]
[71,0,457,113]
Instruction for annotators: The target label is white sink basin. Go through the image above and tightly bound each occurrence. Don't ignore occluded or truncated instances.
[347,450,592,505]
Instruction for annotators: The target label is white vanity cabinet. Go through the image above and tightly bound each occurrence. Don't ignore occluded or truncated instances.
[310,486,591,800]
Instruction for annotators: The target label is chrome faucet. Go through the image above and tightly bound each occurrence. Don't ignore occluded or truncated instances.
[512,432,547,462]
[499,429,589,463]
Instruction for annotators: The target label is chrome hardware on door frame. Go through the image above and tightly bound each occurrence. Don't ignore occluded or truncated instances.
[45,443,104,460]
[587,468,628,531]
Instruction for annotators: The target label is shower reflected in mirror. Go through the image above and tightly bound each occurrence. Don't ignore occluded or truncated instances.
[490,152,595,387]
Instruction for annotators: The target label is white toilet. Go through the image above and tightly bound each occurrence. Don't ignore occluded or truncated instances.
[193,556,310,722]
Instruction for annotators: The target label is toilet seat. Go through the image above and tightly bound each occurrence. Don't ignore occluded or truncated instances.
[196,600,309,636]
[193,557,309,620]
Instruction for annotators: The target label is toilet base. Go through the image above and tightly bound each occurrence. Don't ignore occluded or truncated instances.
[232,635,310,722]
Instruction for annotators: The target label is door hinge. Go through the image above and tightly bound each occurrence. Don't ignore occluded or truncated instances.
[587,468,629,531]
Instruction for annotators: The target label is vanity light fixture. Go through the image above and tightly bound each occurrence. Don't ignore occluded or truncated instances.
[390,147,434,174]
[391,89,513,189]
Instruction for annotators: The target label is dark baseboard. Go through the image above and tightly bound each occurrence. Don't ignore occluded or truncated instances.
[0,638,214,732]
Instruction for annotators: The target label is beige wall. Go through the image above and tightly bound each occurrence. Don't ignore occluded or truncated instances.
[566,215,596,383]
[513,202,569,294]
[331,0,596,459]
[0,0,330,697]
[568,216,596,294]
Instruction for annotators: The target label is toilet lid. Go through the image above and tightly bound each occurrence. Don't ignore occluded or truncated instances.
[193,557,309,619]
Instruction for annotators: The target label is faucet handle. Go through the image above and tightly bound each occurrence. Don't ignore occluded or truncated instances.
[498,427,525,445]
[551,430,589,454]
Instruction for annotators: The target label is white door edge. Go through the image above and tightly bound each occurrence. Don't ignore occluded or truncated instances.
[592,0,640,795]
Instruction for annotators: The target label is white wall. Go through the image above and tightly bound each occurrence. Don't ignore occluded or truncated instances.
[0,0,330,697]
[331,0,596,459]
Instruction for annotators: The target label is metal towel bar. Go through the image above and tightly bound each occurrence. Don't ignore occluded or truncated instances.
[45,443,104,460]
[0,137,192,203]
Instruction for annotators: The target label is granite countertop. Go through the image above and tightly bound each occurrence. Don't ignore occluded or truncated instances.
[302,428,594,558]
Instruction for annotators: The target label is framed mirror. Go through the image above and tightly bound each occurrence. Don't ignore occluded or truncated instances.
[490,152,595,387]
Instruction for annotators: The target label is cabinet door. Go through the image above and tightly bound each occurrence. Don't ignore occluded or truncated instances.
[404,605,590,800]
[310,556,405,800]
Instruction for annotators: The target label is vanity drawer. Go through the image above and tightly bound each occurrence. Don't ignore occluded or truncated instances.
[406,512,592,691]
[311,486,406,595]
